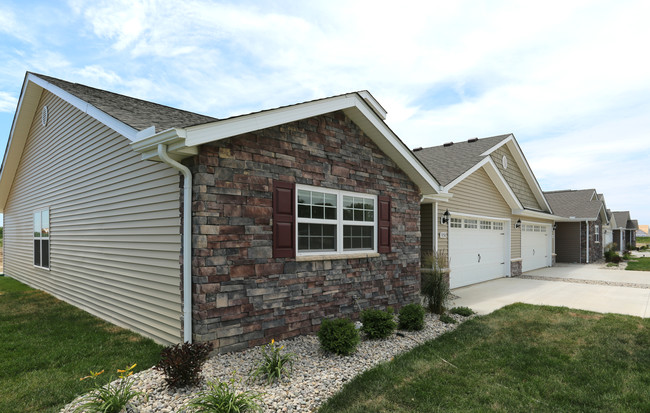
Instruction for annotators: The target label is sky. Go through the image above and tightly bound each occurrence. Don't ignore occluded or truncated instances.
[0,0,649,227]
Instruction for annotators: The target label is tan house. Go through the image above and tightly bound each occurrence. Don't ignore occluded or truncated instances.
[0,73,446,350]
[414,134,557,288]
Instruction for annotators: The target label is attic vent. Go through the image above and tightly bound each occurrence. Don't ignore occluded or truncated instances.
[443,142,454,147]
[41,106,48,127]
[413,147,423,152]
[467,137,479,143]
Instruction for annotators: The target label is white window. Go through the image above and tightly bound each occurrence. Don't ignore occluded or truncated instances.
[493,222,504,231]
[450,218,462,228]
[296,186,376,255]
[33,209,50,269]
[480,220,492,230]
[595,225,600,242]
[464,219,478,229]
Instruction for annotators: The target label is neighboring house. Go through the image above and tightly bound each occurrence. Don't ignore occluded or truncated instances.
[639,224,649,236]
[611,211,638,251]
[544,189,609,263]
[414,134,557,289]
[0,73,444,351]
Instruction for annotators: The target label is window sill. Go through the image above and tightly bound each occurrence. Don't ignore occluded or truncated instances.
[296,252,380,262]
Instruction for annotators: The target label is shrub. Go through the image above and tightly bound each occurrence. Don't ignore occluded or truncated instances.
[75,363,141,413]
[249,339,295,385]
[185,376,263,413]
[439,314,456,324]
[450,306,475,317]
[611,255,622,264]
[156,341,213,388]
[623,251,632,260]
[398,303,425,331]
[421,250,450,314]
[360,308,396,339]
[318,318,360,355]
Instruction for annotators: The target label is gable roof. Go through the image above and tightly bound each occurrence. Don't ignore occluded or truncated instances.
[611,211,638,230]
[544,189,607,221]
[413,134,553,214]
[413,134,511,186]
[1,73,443,212]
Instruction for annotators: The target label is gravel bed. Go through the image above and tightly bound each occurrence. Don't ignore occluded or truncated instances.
[62,312,471,413]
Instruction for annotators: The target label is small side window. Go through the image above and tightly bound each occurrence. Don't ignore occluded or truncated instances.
[33,209,50,269]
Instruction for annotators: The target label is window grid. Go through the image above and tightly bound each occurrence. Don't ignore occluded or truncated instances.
[450,218,462,228]
[480,220,492,230]
[464,219,478,229]
[33,209,50,269]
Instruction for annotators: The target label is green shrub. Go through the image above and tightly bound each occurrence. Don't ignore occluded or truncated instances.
[185,376,263,413]
[156,341,213,388]
[360,308,396,339]
[450,306,475,317]
[421,251,450,314]
[439,314,456,324]
[318,318,360,355]
[623,251,632,260]
[249,339,294,385]
[611,255,622,264]
[398,303,425,331]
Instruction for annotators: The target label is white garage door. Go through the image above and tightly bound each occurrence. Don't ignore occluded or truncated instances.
[521,224,550,272]
[449,217,507,288]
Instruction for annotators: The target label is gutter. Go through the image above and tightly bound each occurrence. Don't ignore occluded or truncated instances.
[157,144,193,343]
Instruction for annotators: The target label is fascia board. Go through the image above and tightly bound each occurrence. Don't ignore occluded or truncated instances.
[28,74,140,141]
[504,139,553,212]
[0,77,42,212]
[184,96,358,146]
[130,128,198,161]
[421,193,453,204]
[512,209,564,221]
[357,90,387,119]
[184,92,441,194]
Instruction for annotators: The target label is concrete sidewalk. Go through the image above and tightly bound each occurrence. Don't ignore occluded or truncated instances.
[450,266,650,318]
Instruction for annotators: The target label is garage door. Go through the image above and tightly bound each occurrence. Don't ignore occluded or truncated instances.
[449,217,507,288]
[521,224,550,272]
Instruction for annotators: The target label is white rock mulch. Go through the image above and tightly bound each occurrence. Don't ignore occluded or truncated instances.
[62,312,471,413]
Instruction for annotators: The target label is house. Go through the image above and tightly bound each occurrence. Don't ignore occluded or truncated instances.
[611,211,638,251]
[0,73,446,351]
[639,224,649,236]
[414,134,557,289]
[543,189,609,263]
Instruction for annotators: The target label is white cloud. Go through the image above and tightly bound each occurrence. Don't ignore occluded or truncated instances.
[0,92,18,113]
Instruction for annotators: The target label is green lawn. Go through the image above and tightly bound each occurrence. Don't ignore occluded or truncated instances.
[637,236,650,244]
[626,257,650,271]
[319,304,650,412]
[0,277,163,413]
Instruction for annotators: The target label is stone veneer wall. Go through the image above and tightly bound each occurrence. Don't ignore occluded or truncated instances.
[510,260,522,277]
[580,218,603,263]
[185,111,422,353]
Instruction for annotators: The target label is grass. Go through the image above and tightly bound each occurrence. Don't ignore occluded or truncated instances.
[637,236,650,244]
[0,277,163,413]
[626,257,650,271]
[319,303,650,413]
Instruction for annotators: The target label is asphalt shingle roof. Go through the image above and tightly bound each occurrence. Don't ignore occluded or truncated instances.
[33,73,218,133]
[413,134,511,186]
[612,211,638,230]
[543,189,604,219]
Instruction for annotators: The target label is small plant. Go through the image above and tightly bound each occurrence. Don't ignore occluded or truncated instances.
[185,376,263,413]
[318,318,360,356]
[156,341,213,388]
[75,363,142,413]
[360,308,396,339]
[421,250,450,314]
[249,339,295,385]
[398,303,425,331]
[439,314,456,324]
[450,306,475,317]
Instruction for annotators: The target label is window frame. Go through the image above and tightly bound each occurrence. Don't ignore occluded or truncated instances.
[295,184,377,256]
[595,225,600,243]
[33,208,50,270]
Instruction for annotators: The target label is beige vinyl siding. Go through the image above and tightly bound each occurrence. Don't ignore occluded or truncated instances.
[490,146,542,210]
[441,167,518,258]
[3,90,182,345]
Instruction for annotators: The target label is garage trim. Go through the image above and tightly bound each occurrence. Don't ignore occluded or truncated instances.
[521,220,553,271]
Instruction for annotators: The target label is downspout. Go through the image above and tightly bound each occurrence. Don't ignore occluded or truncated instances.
[157,144,193,343]
[586,221,590,263]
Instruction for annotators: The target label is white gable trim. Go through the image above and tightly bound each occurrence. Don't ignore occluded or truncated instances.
[28,74,141,141]
[444,157,523,210]
[479,134,553,213]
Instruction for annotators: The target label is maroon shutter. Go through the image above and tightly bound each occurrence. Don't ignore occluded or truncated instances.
[273,181,295,258]
[378,195,391,253]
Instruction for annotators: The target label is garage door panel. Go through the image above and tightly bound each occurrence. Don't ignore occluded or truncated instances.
[449,218,507,289]
[522,224,550,272]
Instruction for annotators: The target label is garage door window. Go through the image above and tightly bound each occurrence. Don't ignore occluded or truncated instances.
[493,222,504,231]
[480,220,492,230]
[464,219,478,229]
[450,218,462,228]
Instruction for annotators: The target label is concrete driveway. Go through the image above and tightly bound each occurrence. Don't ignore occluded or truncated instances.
[450,261,650,318]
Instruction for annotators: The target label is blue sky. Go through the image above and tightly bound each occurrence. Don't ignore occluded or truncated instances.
[1,0,649,226]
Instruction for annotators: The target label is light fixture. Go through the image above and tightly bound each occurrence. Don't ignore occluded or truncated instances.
[553,224,557,231]
[515,219,522,229]
[441,209,450,225]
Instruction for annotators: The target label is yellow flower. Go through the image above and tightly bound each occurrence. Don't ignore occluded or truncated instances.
[80,369,104,381]
[271,339,275,344]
